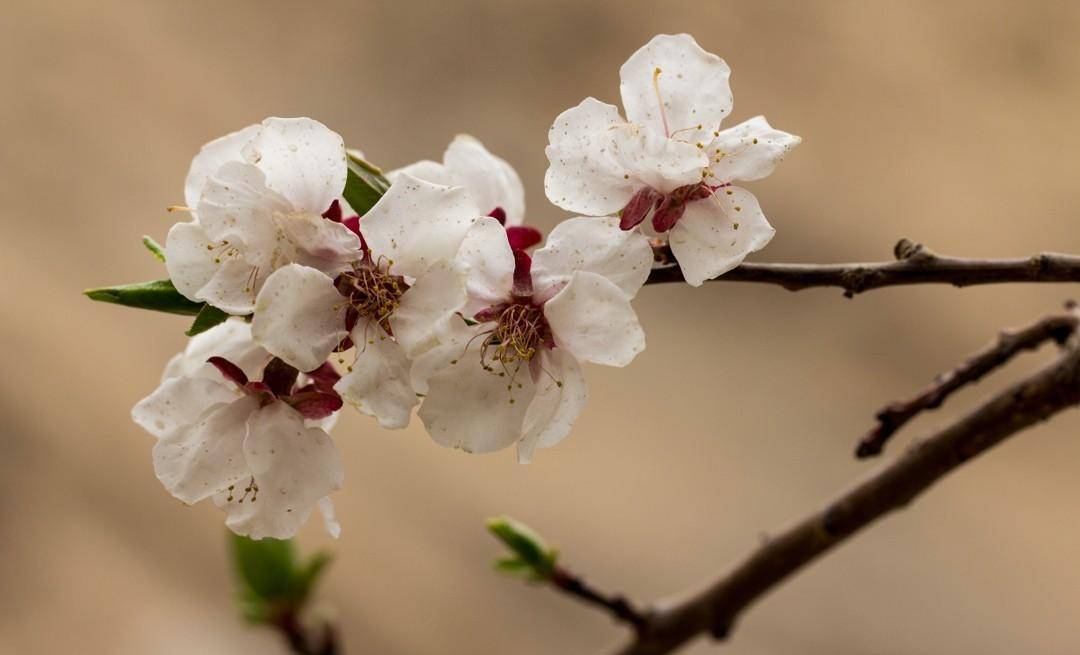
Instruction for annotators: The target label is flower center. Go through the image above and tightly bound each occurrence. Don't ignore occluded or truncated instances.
[481,302,550,368]
[334,257,408,334]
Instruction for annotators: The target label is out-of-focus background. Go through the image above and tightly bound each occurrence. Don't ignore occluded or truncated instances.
[3,1,1080,653]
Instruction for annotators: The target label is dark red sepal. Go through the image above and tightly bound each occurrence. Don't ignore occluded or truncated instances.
[620,187,663,230]
[506,225,543,250]
[324,199,366,246]
[244,381,275,398]
[288,391,344,420]
[208,356,249,386]
[488,207,508,225]
[305,362,342,393]
[262,357,300,397]
[474,302,509,324]
[322,199,343,222]
[651,195,687,233]
[511,250,534,298]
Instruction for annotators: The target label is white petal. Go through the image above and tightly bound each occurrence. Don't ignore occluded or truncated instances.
[667,186,774,286]
[707,116,801,184]
[184,123,261,210]
[133,375,238,439]
[280,212,362,270]
[408,316,486,395]
[196,255,266,315]
[334,323,417,429]
[544,98,636,216]
[165,218,268,314]
[197,161,291,244]
[361,173,480,279]
[457,217,514,314]
[251,264,347,372]
[318,497,341,538]
[240,117,347,215]
[619,34,733,146]
[153,395,260,505]
[518,349,587,464]
[532,216,654,301]
[543,271,645,367]
[417,345,535,454]
[163,320,271,382]
[391,259,469,357]
[164,221,218,303]
[608,123,707,193]
[387,159,453,186]
[219,402,344,540]
[443,135,526,225]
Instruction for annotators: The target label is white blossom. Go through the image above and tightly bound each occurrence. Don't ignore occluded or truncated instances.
[250,174,481,429]
[132,320,344,539]
[390,134,543,250]
[414,216,653,462]
[166,117,361,314]
[544,34,800,286]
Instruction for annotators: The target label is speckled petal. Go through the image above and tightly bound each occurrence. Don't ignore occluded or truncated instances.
[706,116,801,184]
[666,186,774,286]
[544,98,636,216]
[543,271,645,367]
[619,34,733,146]
[531,216,654,301]
[443,134,526,225]
[360,173,480,279]
[217,402,343,539]
[517,349,587,463]
[240,117,347,215]
[251,264,347,372]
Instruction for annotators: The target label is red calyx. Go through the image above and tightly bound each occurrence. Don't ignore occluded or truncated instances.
[511,250,534,298]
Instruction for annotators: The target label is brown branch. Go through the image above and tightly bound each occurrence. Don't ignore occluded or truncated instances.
[274,610,340,655]
[856,310,1079,458]
[645,239,1080,296]
[601,315,1079,655]
[550,565,649,632]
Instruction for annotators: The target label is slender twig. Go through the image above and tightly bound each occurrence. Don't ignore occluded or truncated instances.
[856,310,1079,458]
[550,565,649,632]
[274,610,340,655]
[645,239,1080,296]
[594,313,1079,655]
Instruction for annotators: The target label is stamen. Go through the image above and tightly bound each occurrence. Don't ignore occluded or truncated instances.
[480,303,549,368]
[235,476,259,504]
[166,205,193,213]
[652,67,671,138]
[334,257,408,335]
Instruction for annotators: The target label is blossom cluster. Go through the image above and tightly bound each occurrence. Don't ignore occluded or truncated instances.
[132,34,799,539]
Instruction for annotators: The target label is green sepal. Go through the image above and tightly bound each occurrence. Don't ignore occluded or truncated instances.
[142,235,166,262]
[186,304,231,336]
[229,534,333,624]
[487,516,558,579]
[343,150,390,216]
[84,279,204,316]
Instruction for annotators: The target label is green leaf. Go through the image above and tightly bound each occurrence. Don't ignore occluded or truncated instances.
[186,304,231,336]
[231,534,298,601]
[228,534,334,624]
[142,235,166,262]
[84,279,204,315]
[294,551,333,606]
[487,516,558,579]
[343,150,390,216]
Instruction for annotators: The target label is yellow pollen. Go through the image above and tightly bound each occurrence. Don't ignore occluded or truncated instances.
[482,303,546,367]
[338,258,407,334]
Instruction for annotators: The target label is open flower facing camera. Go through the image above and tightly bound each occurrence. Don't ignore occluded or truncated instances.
[545,34,800,285]
[82,30,1080,655]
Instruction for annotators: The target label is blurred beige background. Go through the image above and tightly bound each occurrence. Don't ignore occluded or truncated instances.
[3,1,1080,653]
